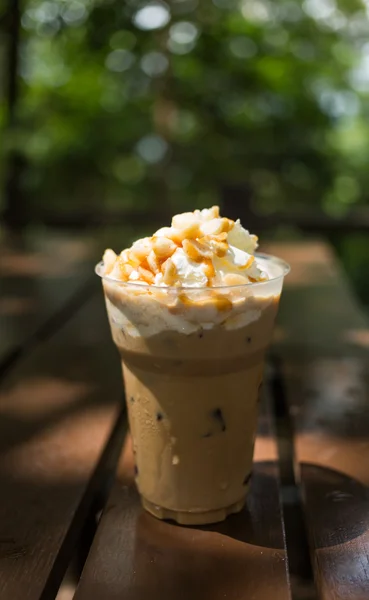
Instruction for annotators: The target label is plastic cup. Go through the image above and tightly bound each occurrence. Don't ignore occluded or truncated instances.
[96,253,289,524]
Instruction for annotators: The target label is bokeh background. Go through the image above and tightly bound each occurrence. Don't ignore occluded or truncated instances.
[0,0,368,307]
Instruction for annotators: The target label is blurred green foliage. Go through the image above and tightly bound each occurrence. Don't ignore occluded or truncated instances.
[1,0,369,221]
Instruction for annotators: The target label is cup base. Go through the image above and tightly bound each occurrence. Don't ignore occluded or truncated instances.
[141,495,247,525]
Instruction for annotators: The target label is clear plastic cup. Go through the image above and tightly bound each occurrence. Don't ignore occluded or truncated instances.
[96,253,289,524]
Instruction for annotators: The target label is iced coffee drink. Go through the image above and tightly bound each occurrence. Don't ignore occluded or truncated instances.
[96,207,289,524]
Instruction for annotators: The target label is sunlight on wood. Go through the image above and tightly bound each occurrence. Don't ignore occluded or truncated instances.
[264,241,339,287]
[0,378,93,418]
[0,296,36,316]
[1,405,116,483]
[0,253,47,277]
[295,433,369,488]
[56,582,75,600]
[116,432,135,483]
[0,239,94,277]
[254,435,278,462]
[343,328,369,348]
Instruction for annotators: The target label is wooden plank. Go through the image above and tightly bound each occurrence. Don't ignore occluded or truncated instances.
[0,288,125,600]
[75,390,291,600]
[284,359,369,600]
[0,227,144,371]
[268,241,369,600]
[0,230,96,368]
[263,241,368,357]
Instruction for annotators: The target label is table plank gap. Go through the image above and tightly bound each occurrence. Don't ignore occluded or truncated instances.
[0,290,124,600]
[40,406,128,600]
[0,277,95,380]
[75,383,291,600]
[269,357,318,600]
[0,231,96,371]
[272,240,369,600]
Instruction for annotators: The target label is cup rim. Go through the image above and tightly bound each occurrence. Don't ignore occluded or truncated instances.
[95,252,290,291]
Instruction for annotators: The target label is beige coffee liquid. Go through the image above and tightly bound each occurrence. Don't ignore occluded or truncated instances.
[109,296,279,525]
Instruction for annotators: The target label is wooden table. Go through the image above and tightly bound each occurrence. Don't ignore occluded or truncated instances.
[0,234,368,600]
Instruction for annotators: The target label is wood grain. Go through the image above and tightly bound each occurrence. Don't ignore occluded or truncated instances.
[0,290,124,600]
[263,241,368,358]
[270,241,369,600]
[75,392,291,600]
[0,230,95,369]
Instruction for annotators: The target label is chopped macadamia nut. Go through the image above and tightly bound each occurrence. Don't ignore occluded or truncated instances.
[101,206,267,287]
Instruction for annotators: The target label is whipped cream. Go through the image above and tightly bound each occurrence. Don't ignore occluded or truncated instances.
[102,206,268,288]
[98,207,284,338]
